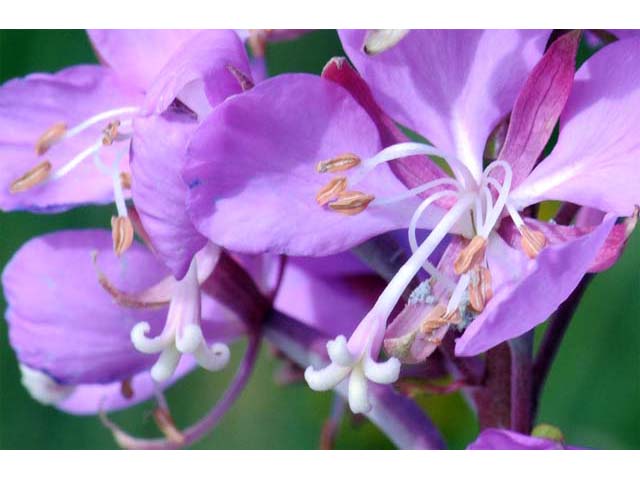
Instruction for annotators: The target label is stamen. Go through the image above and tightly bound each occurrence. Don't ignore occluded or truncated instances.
[453,235,487,275]
[316,153,361,173]
[316,177,347,205]
[377,195,475,316]
[407,188,460,284]
[328,191,375,215]
[373,177,460,206]
[50,139,103,181]
[468,266,493,313]
[153,407,186,445]
[9,160,52,193]
[64,106,140,139]
[446,273,470,314]
[408,190,459,253]
[111,215,134,257]
[477,161,512,237]
[120,172,132,190]
[506,201,526,228]
[226,64,254,91]
[352,142,476,190]
[418,304,448,336]
[35,122,67,155]
[520,226,547,259]
[102,120,121,145]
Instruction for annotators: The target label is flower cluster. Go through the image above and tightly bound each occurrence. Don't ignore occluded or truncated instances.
[1,29,638,449]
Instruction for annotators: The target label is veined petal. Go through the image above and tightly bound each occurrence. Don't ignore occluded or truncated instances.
[2,230,168,385]
[510,38,640,216]
[57,356,196,415]
[498,31,581,186]
[143,30,252,116]
[130,112,206,279]
[4,230,245,413]
[500,215,638,273]
[338,29,549,181]
[185,74,434,256]
[274,254,384,338]
[87,29,200,91]
[321,57,447,191]
[0,65,143,212]
[455,216,615,356]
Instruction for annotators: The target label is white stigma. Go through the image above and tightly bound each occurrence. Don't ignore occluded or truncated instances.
[304,332,401,414]
[130,258,230,383]
[314,141,536,411]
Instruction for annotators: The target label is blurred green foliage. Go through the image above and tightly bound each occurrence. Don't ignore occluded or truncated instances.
[0,30,638,450]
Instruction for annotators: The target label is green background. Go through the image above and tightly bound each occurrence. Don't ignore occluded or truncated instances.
[0,30,638,449]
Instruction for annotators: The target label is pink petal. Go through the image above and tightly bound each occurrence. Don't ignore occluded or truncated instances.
[184,74,432,256]
[498,31,581,187]
[0,65,143,212]
[510,38,640,216]
[87,29,200,91]
[455,216,615,356]
[338,30,548,181]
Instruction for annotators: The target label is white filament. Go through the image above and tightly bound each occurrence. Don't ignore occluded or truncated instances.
[64,106,140,139]
[50,139,103,181]
[349,142,476,190]
[446,273,470,314]
[478,161,512,237]
[373,177,461,206]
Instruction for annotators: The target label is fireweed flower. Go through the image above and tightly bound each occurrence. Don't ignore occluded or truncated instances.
[0,29,248,255]
[2,227,410,447]
[182,30,640,412]
[115,31,255,383]
[1,229,244,414]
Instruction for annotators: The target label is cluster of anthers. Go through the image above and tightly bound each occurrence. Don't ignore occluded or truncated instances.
[9,106,141,256]
[307,142,547,412]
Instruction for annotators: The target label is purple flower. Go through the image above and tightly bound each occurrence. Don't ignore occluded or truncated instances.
[124,31,254,382]
[181,30,640,412]
[0,30,248,232]
[1,229,244,414]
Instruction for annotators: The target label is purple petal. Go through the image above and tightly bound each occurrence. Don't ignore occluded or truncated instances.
[58,356,196,414]
[321,57,447,191]
[499,31,580,187]
[131,112,206,279]
[338,30,548,180]
[510,38,640,216]
[501,216,637,273]
[87,30,200,91]
[467,429,563,450]
[0,65,143,212]
[185,74,426,256]
[275,254,384,338]
[2,230,168,385]
[455,216,615,356]
[143,30,252,116]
